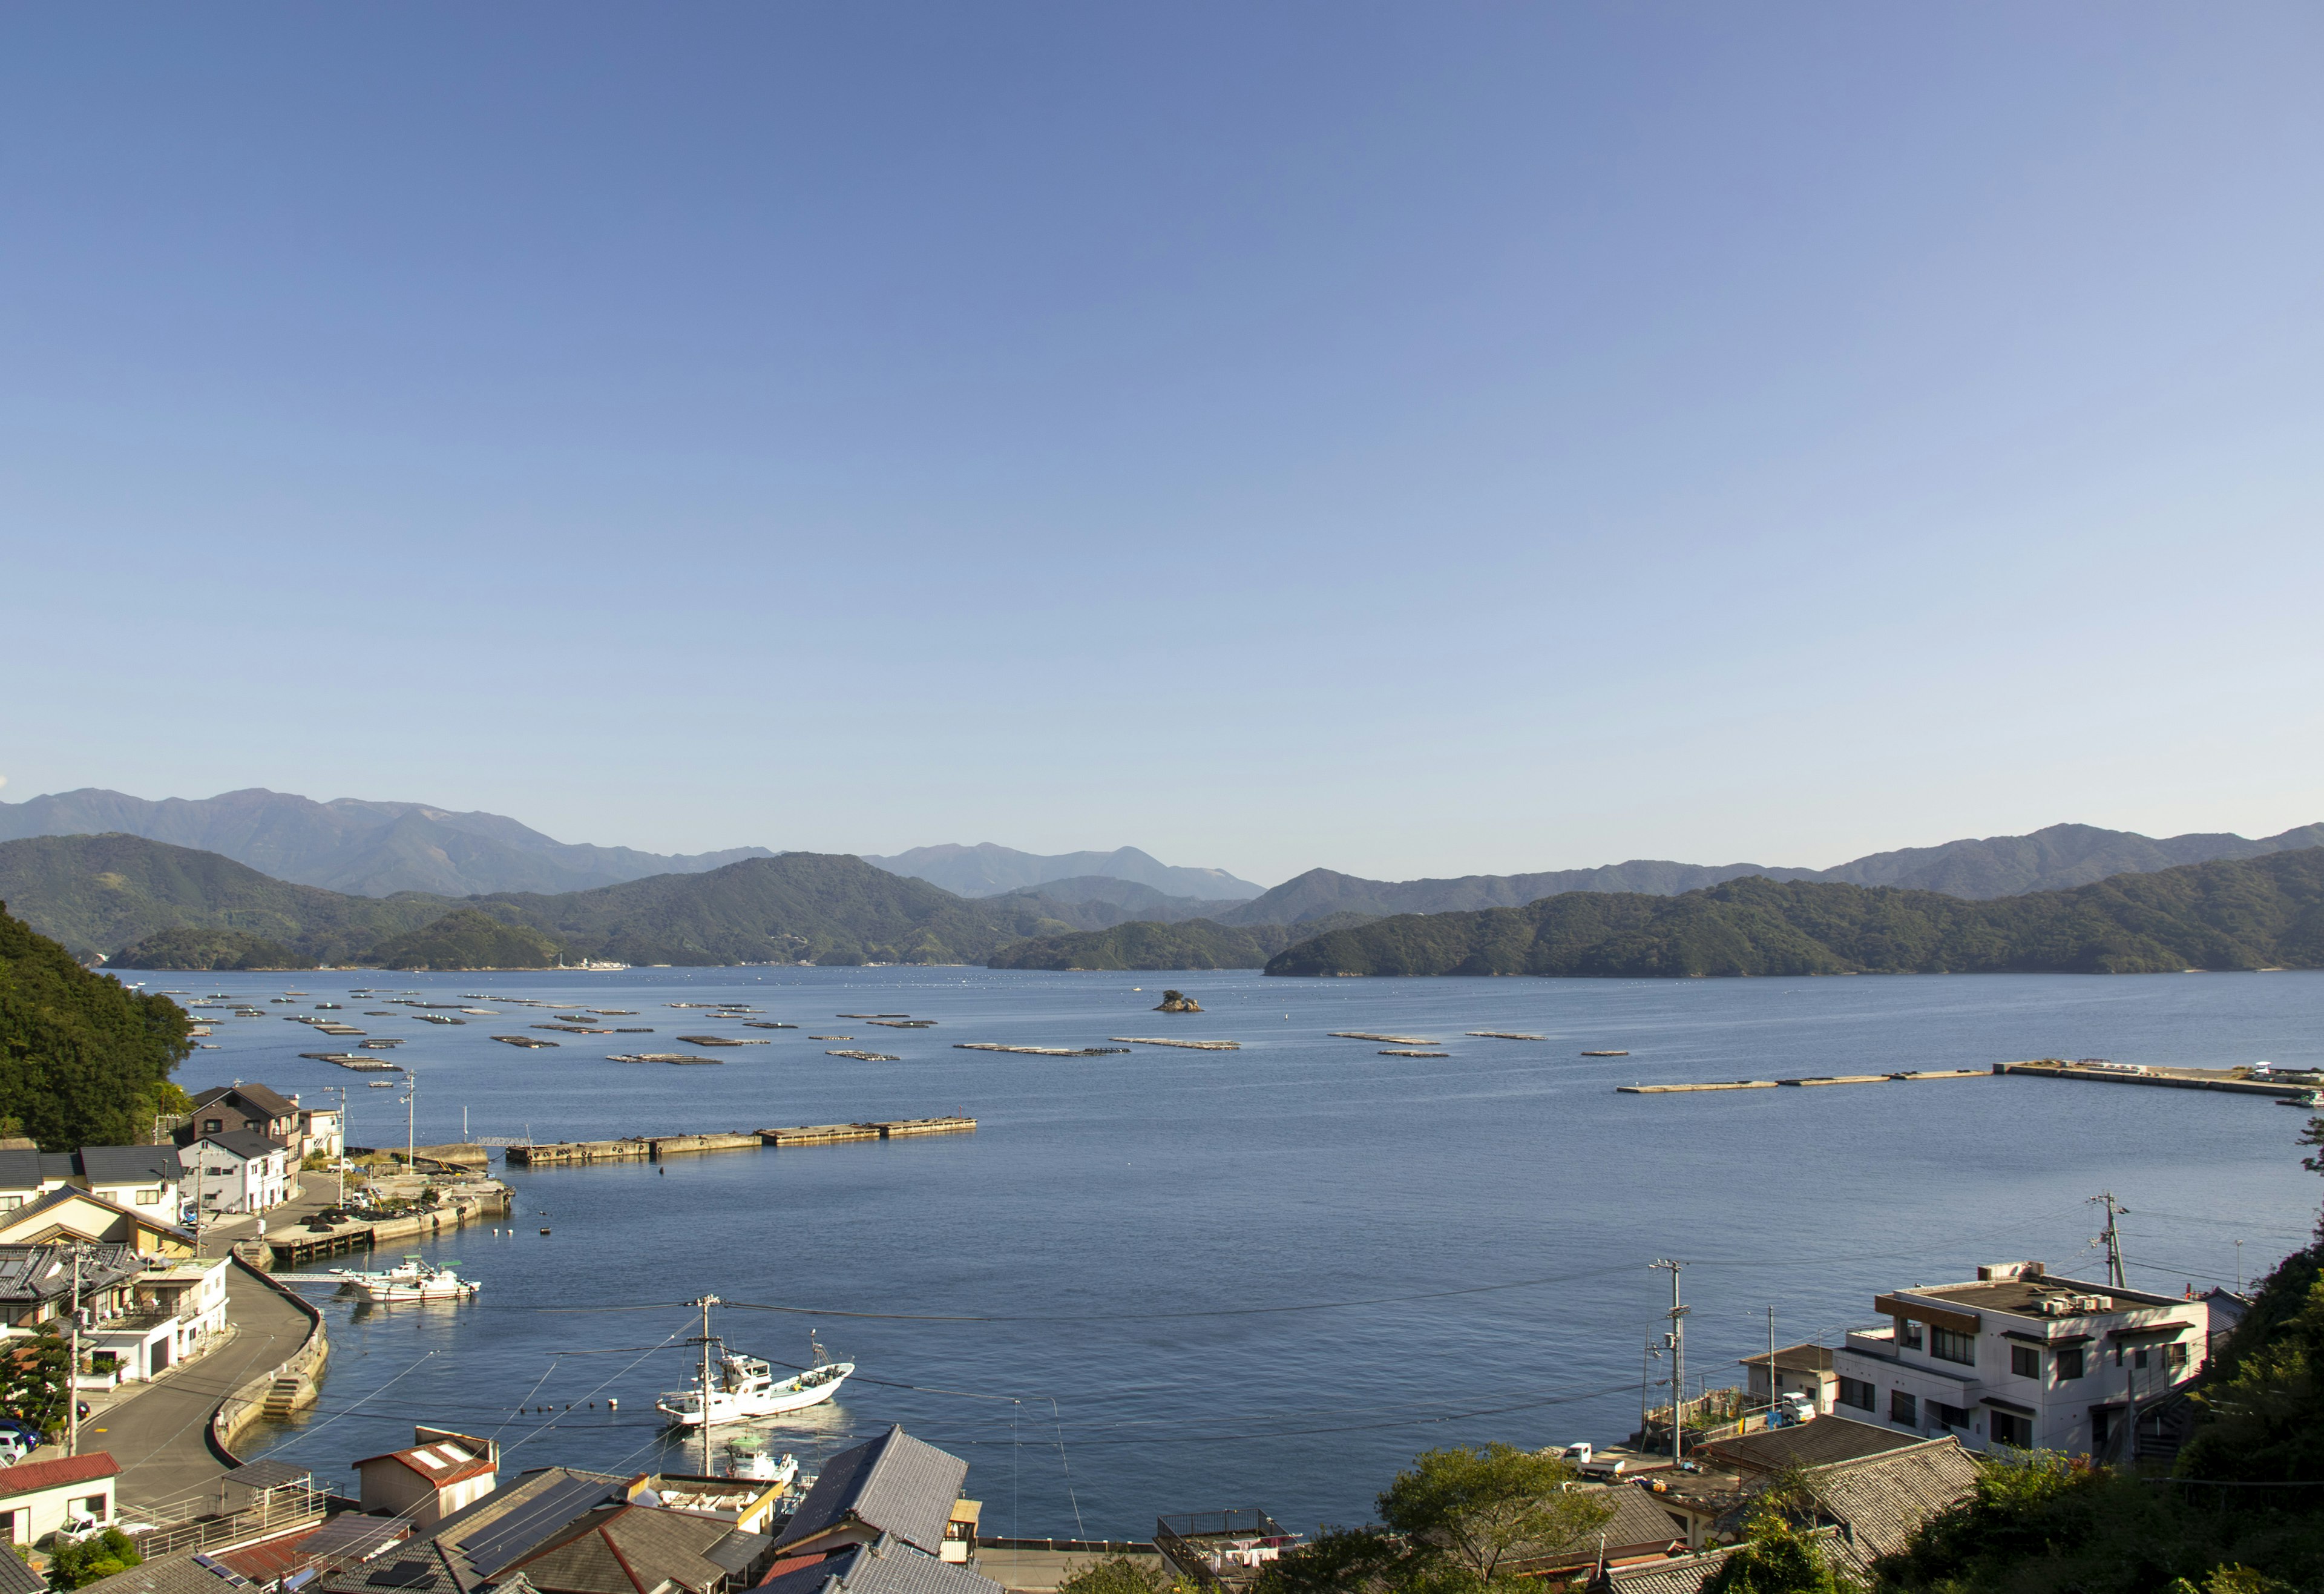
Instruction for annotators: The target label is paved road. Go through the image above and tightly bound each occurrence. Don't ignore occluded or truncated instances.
[91,1268,313,1516]
[195,1172,349,1259]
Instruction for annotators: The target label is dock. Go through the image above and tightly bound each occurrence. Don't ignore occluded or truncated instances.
[1382,1049,1449,1058]
[1470,1032,1547,1041]
[760,1124,881,1146]
[1580,1049,1629,1056]
[608,1053,726,1065]
[1994,1059,2305,1098]
[504,1139,652,1166]
[644,1132,761,1157]
[675,1035,763,1046]
[1331,1032,1436,1044]
[868,1019,936,1029]
[1110,1037,1241,1050]
[493,1035,558,1048]
[827,1049,901,1061]
[1618,1069,1988,1095]
[499,1117,979,1165]
[955,1043,1130,1057]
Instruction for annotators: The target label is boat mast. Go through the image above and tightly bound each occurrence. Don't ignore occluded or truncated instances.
[695,1294,721,1475]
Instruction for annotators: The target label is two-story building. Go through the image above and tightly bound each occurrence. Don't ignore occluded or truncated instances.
[183,1084,304,1145]
[178,1130,291,1216]
[1830,1260,2208,1455]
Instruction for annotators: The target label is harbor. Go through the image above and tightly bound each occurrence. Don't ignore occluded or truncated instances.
[502,1116,978,1165]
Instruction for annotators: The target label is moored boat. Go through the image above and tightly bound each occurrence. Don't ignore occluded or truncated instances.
[658,1328,854,1428]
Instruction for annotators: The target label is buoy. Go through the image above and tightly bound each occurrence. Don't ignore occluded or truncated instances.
[608,1398,618,1411]
[540,1227,551,1235]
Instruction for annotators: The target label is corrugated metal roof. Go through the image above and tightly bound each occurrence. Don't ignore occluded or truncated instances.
[0,1450,123,1497]
[298,1513,414,1566]
[760,1542,1001,1594]
[773,1428,968,1556]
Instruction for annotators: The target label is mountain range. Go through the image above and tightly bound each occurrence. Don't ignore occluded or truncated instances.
[861,843,1264,900]
[0,788,770,898]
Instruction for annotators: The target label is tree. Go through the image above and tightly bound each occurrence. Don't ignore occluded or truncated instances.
[2,1332,71,1437]
[50,1529,141,1588]
[1374,1443,1611,1585]
[1252,1527,1408,1594]
[1057,1555,1203,1594]
[1700,1494,1857,1594]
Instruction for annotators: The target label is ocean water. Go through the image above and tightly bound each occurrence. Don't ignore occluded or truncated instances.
[157,966,2323,1538]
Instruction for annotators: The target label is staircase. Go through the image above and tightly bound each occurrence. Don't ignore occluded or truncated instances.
[260,1377,303,1421]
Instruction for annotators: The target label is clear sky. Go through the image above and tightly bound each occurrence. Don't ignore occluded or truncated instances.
[4,5,2321,886]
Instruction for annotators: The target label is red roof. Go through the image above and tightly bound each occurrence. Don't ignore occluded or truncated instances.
[757,1553,830,1586]
[0,1453,120,1498]
[353,1440,496,1489]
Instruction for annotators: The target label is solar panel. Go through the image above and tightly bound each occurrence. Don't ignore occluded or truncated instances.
[450,1475,624,1577]
[365,1562,436,1589]
[301,1514,410,1564]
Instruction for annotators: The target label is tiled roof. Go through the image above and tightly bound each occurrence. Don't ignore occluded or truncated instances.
[317,1467,626,1594]
[1806,1437,1980,1561]
[1599,1528,1862,1594]
[759,1541,1002,1594]
[0,1150,52,1194]
[191,1129,287,1161]
[74,1555,250,1594]
[0,1450,121,1498]
[1701,1417,1925,1475]
[1505,1487,1688,1572]
[504,1501,746,1594]
[0,1187,194,1243]
[353,1438,496,1490]
[192,1084,301,1119]
[0,1538,46,1594]
[77,1146,186,1185]
[773,1428,968,1556]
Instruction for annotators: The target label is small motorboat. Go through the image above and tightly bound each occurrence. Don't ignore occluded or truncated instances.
[333,1256,480,1303]
[658,1326,855,1428]
[2277,1090,2323,1109]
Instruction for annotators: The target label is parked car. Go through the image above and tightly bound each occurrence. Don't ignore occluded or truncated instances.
[0,1434,33,1466]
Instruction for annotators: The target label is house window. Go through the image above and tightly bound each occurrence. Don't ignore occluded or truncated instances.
[0,1197,19,1213]
[2011,1345,2041,1378]
[2057,1348,2085,1380]
[81,1497,105,1517]
[1897,1320,1923,1351]
[136,1188,163,1205]
[1931,1401,1972,1429]
[1931,1326,1977,1366]
[1890,1390,1917,1426]
[1990,1411,2034,1448]
[203,1120,222,1133]
[1837,1377,1876,1412]
[2133,1346,2150,1370]
[2167,1343,2188,1371]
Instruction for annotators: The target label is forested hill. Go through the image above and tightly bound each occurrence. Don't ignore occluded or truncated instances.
[0,904,191,1147]
[1264,849,2324,977]
[0,834,1083,967]
[988,919,1323,971]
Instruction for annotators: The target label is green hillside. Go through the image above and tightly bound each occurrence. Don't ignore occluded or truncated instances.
[1267,849,2324,976]
[478,852,1073,966]
[0,904,191,1148]
[367,909,567,970]
[0,834,445,962]
[988,918,1296,970]
[0,835,1077,967]
[110,926,315,970]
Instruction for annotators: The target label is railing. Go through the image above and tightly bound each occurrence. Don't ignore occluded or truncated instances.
[1154,1513,1292,1594]
[131,1486,326,1559]
[210,1259,329,1460]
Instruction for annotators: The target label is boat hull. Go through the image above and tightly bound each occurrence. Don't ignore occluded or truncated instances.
[658,1365,854,1427]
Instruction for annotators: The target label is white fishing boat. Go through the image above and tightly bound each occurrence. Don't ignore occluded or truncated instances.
[332,1256,481,1303]
[658,1329,854,1428]
[723,1435,802,1486]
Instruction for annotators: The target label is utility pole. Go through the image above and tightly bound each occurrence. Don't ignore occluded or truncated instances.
[2236,1239,2244,1294]
[65,1245,86,1458]
[403,1073,418,1170]
[1650,1259,1687,1465]
[2092,1193,2130,1289]
[1765,1307,1778,1424]
[328,1085,349,1211]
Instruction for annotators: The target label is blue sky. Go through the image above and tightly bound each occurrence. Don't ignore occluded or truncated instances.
[4,4,2320,884]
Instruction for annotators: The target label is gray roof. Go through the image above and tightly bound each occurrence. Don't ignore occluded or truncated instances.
[0,1242,142,1305]
[760,1540,1003,1594]
[318,1468,627,1594]
[192,1083,301,1119]
[1599,1528,1862,1594]
[504,1502,750,1594]
[298,1513,415,1567]
[75,1554,250,1594]
[77,1145,185,1185]
[188,1128,288,1162]
[0,1150,48,1194]
[1701,1416,1926,1476]
[774,1427,968,1556]
[0,1540,47,1594]
[1804,1438,1980,1561]
[1506,1486,1690,1571]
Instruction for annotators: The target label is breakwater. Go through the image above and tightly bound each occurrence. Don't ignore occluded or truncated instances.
[503,1116,977,1166]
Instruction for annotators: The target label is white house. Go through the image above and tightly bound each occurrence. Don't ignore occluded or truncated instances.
[71,1147,183,1228]
[0,1454,119,1546]
[1831,1260,2208,1456]
[83,1254,229,1382]
[178,1130,290,1216]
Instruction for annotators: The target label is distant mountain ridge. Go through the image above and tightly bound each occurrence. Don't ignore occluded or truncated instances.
[0,832,1080,967]
[864,842,1264,901]
[1217,822,2324,924]
[0,788,772,898]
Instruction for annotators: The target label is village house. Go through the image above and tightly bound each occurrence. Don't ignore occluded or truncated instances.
[177,1085,341,1164]
[352,1429,500,1527]
[0,1454,120,1547]
[1740,1343,1836,1414]
[178,1130,290,1217]
[1830,1260,2209,1455]
[764,1427,1002,1594]
[0,1188,196,1259]
[0,1243,143,1335]
[0,1148,183,1228]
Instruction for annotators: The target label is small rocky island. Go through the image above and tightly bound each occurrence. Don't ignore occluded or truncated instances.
[1153,989,1203,1012]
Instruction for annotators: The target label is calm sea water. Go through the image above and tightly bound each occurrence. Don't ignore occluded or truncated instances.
[158,966,2323,1538]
